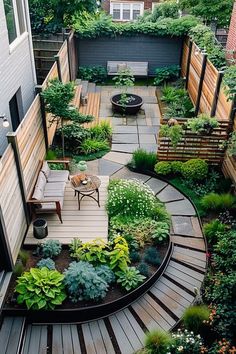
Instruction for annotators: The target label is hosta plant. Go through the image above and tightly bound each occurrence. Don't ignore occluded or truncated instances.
[15,267,66,310]
[109,236,130,273]
[69,238,109,265]
[151,221,169,244]
[116,267,146,291]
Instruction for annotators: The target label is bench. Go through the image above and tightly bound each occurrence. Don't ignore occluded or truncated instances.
[107,61,148,77]
[27,160,70,223]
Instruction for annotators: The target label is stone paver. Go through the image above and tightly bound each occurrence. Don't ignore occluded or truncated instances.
[171,216,195,236]
[146,178,168,195]
[98,159,123,176]
[85,160,99,175]
[110,167,150,182]
[139,144,158,152]
[102,151,132,165]
[157,185,185,203]
[112,144,139,153]
[138,126,159,134]
[139,134,156,144]
[112,117,126,125]
[113,126,138,133]
[165,198,196,216]
[112,134,139,144]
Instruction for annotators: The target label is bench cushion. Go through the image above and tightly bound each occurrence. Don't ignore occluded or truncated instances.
[32,172,47,200]
[40,197,64,211]
[44,182,66,198]
[41,161,50,180]
[47,170,69,183]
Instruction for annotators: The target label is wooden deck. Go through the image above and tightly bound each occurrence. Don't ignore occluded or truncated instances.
[79,92,101,128]
[24,176,109,245]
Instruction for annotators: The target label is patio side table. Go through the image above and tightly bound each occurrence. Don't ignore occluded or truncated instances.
[71,175,101,210]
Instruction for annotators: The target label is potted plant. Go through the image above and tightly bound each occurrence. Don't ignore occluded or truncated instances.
[110,68,143,115]
[186,114,219,135]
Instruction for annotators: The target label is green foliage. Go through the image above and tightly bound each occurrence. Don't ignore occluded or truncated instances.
[88,121,112,140]
[95,265,115,284]
[154,161,172,175]
[69,238,109,265]
[41,240,62,258]
[80,138,109,155]
[186,114,219,134]
[137,262,150,277]
[151,221,169,244]
[154,65,180,86]
[144,330,173,354]
[45,149,57,160]
[201,193,236,211]
[63,261,109,302]
[56,123,89,154]
[189,24,226,69]
[161,86,194,118]
[226,131,236,157]
[106,179,157,218]
[151,1,179,21]
[170,329,205,354]
[203,219,227,245]
[37,258,56,270]
[130,250,141,263]
[18,250,29,267]
[16,267,66,310]
[13,262,25,277]
[223,66,236,101]
[171,161,184,174]
[160,124,183,149]
[213,230,236,273]
[116,267,146,291]
[131,149,158,172]
[144,247,161,266]
[183,305,210,333]
[182,169,221,197]
[78,66,107,83]
[109,236,130,273]
[161,86,187,104]
[181,159,208,181]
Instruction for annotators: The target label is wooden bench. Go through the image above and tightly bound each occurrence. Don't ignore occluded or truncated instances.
[107,61,148,77]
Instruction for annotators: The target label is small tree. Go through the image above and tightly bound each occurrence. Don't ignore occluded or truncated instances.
[112,68,135,112]
[41,79,93,157]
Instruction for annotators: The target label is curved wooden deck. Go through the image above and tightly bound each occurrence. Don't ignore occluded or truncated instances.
[0,174,207,354]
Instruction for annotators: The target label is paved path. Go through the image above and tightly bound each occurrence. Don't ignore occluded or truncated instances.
[1,171,207,354]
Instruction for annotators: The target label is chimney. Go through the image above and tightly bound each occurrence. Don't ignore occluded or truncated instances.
[226,1,236,62]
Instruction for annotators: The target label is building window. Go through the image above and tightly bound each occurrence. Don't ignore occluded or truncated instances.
[111,2,144,21]
[152,2,159,12]
[3,0,26,45]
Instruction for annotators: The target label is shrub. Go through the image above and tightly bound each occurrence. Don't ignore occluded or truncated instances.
[16,268,66,310]
[41,240,62,258]
[78,66,107,83]
[130,250,141,263]
[154,161,172,176]
[18,250,29,267]
[213,230,236,273]
[201,193,236,211]
[154,65,180,86]
[159,124,183,149]
[95,265,115,284]
[181,159,208,181]
[144,330,173,354]
[171,329,205,354]
[116,267,146,291]
[171,161,183,174]
[151,221,169,244]
[89,121,112,140]
[203,219,227,245]
[186,114,219,134]
[137,262,150,277]
[69,238,109,265]
[56,123,89,153]
[63,261,109,302]
[132,149,158,172]
[37,258,56,270]
[109,236,130,273]
[144,247,161,266]
[80,138,109,155]
[183,305,210,334]
[106,179,157,218]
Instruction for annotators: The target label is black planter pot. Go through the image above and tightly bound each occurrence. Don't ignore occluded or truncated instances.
[111,93,143,115]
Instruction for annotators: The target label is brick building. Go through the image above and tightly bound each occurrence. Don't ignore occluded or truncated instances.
[226,1,236,61]
[101,0,160,21]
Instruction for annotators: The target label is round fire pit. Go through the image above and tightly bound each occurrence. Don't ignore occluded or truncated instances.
[111,93,143,115]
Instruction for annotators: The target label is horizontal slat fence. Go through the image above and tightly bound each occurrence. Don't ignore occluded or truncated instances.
[158,119,229,164]
[222,153,236,186]
[0,146,27,263]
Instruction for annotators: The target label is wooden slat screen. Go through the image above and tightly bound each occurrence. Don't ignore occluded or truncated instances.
[199,61,218,115]
[0,145,27,262]
[68,31,78,81]
[215,86,232,120]
[58,41,70,83]
[181,37,189,77]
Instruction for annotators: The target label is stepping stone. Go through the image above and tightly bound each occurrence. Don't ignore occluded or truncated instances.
[111,118,125,126]
[112,144,139,153]
[138,126,159,134]
[103,151,132,165]
[157,185,185,203]
[151,117,160,126]
[142,96,158,104]
[113,126,138,134]
[171,216,195,236]
[126,118,138,126]
[139,134,156,144]
[110,167,150,183]
[112,134,139,144]
[137,118,148,126]
[139,144,157,152]
[83,160,99,175]
[165,198,196,216]
[146,178,168,195]
[98,159,123,176]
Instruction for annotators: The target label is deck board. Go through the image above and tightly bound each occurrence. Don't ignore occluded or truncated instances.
[24,176,109,245]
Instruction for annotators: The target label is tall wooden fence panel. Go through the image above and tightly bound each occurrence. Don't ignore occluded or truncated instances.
[199,60,218,115]
[0,145,27,263]
[68,31,78,81]
[188,42,203,105]
[215,86,233,120]
[16,95,46,196]
[58,41,70,83]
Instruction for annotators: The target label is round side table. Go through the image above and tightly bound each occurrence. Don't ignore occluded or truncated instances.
[71,175,101,210]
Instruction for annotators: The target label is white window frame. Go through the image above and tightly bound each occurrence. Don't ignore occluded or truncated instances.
[4,0,27,50]
[110,2,144,21]
[152,2,159,12]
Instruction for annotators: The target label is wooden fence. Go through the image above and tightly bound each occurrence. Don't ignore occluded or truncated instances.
[0,33,74,267]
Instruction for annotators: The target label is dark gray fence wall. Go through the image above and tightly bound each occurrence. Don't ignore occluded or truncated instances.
[77,35,183,75]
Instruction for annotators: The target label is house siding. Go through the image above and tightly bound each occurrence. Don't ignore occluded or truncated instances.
[0,0,36,155]
[226,1,236,61]
[78,35,183,75]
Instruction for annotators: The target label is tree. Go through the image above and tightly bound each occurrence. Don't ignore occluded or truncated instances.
[29,0,97,33]
[179,0,234,28]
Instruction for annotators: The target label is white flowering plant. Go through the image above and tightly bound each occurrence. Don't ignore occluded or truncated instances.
[106,179,159,218]
[167,329,207,354]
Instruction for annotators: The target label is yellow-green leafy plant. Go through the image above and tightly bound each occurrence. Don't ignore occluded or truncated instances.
[69,238,109,265]
[109,236,130,273]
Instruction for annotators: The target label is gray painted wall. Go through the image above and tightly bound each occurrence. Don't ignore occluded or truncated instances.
[77,35,183,75]
[0,0,36,155]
